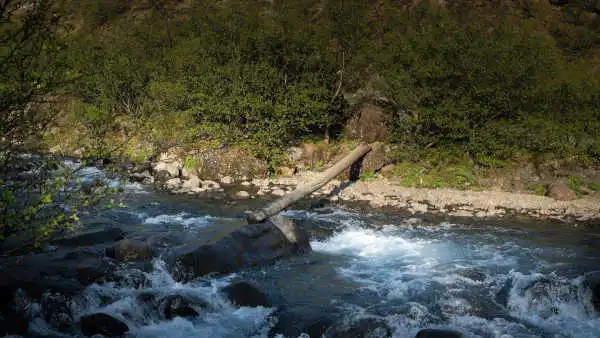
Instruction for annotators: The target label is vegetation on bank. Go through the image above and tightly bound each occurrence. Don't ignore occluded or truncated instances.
[2,0,600,244]
[37,0,600,167]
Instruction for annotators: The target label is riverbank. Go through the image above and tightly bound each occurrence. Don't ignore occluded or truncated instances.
[135,162,600,223]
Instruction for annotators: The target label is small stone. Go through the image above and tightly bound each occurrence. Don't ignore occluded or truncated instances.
[234,191,250,200]
[272,188,286,197]
[202,180,221,190]
[241,181,252,186]
[221,176,235,184]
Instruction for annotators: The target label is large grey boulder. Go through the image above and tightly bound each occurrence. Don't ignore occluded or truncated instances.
[172,216,310,282]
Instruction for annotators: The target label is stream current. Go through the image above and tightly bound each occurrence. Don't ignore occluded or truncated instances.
[24,163,600,338]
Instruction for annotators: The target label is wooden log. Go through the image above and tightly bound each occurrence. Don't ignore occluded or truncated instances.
[246,143,371,223]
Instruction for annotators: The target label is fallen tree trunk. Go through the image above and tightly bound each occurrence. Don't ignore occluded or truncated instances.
[246,143,371,223]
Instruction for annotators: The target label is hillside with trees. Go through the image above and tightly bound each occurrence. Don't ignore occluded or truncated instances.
[3,0,600,184]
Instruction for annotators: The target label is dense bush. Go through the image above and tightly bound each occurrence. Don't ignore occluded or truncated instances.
[42,0,600,165]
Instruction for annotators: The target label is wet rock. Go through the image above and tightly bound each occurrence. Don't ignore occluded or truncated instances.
[233,190,250,200]
[53,227,125,247]
[326,317,392,338]
[270,310,332,338]
[221,282,269,307]
[159,295,201,319]
[495,277,513,308]
[80,313,129,337]
[0,309,29,336]
[82,178,104,194]
[146,234,180,248]
[172,217,310,281]
[130,161,152,174]
[106,239,152,262]
[41,291,73,331]
[583,271,600,312]
[548,183,577,201]
[137,291,156,304]
[220,176,235,184]
[130,171,153,183]
[76,259,118,286]
[415,329,464,338]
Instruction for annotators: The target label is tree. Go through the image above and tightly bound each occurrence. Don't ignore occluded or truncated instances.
[0,0,112,252]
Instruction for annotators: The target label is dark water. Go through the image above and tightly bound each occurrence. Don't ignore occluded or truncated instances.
[26,164,600,337]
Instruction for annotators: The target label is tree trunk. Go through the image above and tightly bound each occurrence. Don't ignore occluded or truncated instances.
[246,143,371,224]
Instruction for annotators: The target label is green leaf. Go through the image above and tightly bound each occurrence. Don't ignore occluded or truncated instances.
[41,193,52,204]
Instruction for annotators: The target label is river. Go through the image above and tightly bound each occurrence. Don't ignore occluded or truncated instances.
[22,162,600,337]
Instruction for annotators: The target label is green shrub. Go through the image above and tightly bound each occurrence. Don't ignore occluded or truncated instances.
[359,170,377,181]
[525,183,548,196]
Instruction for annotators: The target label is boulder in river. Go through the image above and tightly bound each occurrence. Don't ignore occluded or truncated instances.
[583,271,600,312]
[105,239,152,262]
[415,328,464,338]
[159,295,202,320]
[221,281,270,307]
[79,313,129,337]
[41,291,73,332]
[172,216,310,281]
